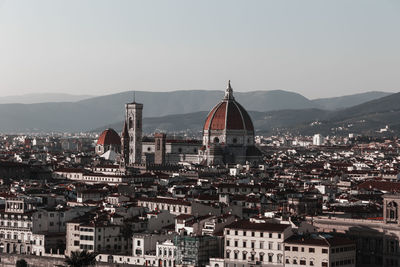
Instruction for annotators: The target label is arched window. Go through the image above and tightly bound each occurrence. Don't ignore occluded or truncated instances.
[214,137,219,143]
[277,254,283,263]
[129,118,133,129]
[387,201,398,223]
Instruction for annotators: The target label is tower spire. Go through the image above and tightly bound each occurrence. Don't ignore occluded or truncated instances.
[224,80,234,100]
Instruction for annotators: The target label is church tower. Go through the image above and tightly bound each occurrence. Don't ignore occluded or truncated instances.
[124,99,143,165]
[120,119,129,169]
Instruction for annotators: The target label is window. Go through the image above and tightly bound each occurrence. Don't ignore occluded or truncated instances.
[260,254,264,262]
[285,246,290,251]
[251,242,255,249]
[269,233,273,238]
[227,230,230,235]
[301,247,304,252]
[292,246,298,251]
[278,233,281,238]
[243,231,246,236]
[129,118,133,129]
[293,259,297,264]
[235,231,238,235]
[286,259,290,264]
[260,242,264,249]
[260,232,264,238]
[310,261,314,266]
[252,232,255,237]
[309,248,315,253]
[234,241,238,247]
[322,262,328,267]
[243,241,247,248]
[277,254,282,263]
[322,249,328,254]
[300,260,306,265]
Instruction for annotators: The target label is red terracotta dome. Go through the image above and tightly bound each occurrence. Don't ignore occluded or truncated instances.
[97,128,121,146]
[203,82,254,132]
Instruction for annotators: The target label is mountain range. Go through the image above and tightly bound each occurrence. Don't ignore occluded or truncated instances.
[98,92,400,136]
[0,90,395,134]
[0,93,94,104]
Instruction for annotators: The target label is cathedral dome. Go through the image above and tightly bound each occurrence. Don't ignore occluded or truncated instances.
[97,128,121,146]
[200,81,259,165]
[203,82,254,132]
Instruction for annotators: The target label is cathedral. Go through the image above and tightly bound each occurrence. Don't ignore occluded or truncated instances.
[198,81,262,165]
[99,81,262,167]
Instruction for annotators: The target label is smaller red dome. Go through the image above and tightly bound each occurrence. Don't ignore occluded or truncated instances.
[97,129,121,146]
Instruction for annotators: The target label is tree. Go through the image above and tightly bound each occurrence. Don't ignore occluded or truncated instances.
[16,259,28,267]
[65,250,97,267]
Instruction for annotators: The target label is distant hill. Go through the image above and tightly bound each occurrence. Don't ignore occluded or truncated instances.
[97,109,331,135]
[76,89,320,118]
[0,89,321,132]
[0,93,94,104]
[311,91,392,110]
[292,92,400,135]
[0,89,394,133]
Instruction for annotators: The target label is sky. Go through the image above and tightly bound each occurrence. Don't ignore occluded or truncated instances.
[0,0,399,99]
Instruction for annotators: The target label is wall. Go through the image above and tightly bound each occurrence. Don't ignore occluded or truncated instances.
[0,253,140,267]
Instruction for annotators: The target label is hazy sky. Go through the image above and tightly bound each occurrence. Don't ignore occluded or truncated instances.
[0,0,399,99]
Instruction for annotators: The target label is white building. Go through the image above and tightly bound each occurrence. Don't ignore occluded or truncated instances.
[210,219,293,267]
[313,134,323,146]
[284,234,356,267]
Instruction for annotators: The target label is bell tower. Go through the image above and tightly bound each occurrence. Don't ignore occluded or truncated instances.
[125,98,143,165]
[120,119,129,169]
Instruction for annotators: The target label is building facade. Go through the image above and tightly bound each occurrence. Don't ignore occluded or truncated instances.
[199,81,262,165]
[221,219,293,267]
[121,100,143,166]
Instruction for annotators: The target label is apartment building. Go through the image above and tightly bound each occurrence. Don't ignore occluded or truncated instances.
[284,234,356,267]
[65,213,130,256]
[220,219,293,267]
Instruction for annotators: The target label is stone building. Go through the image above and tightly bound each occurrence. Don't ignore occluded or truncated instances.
[284,234,355,267]
[308,193,400,267]
[174,235,219,267]
[199,81,262,165]
[141,136,201,165]
[218,219,293,267]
